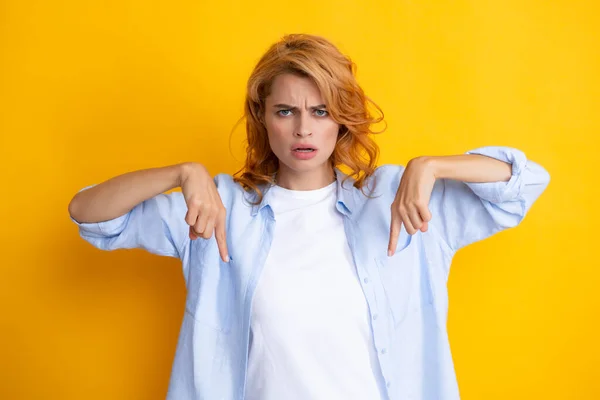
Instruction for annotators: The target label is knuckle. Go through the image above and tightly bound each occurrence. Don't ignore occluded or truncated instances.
[189,197,203,208]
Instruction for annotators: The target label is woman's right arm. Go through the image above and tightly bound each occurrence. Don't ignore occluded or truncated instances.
[68,164,185,224]
[69,162,229,262]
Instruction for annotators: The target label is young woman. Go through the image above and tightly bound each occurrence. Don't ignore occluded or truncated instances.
[68,34,550,400]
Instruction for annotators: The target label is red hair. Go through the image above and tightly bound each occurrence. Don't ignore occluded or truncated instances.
[234,34,385,203]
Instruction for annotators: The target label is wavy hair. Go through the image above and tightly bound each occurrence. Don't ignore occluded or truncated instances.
[233,34,385,203]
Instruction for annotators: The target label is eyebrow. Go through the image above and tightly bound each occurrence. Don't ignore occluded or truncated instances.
[273,103,327,110]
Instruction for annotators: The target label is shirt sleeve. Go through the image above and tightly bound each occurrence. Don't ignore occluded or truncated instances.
[71,187,190,259]
[427,146,551,253]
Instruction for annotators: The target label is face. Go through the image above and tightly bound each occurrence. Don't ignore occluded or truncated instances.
[264,73,340,186]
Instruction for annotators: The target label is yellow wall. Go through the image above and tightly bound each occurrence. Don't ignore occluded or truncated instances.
[2,1,598,399]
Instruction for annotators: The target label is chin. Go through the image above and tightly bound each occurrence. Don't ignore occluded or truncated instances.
[283,158,325,173]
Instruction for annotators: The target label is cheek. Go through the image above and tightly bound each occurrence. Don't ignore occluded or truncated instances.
[265,120,289,149]
[325,123,341,145]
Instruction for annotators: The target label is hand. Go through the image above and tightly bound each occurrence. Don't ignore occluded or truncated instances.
[388,156,436,256]
[179,163,229,262]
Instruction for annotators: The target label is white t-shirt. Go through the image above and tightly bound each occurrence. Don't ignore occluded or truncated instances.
[245,181,384,400]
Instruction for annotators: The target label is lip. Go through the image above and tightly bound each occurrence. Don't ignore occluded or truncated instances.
[291,143,318,151]
[291,147,318,160]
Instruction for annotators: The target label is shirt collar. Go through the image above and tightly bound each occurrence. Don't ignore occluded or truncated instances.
[249,167,357,217]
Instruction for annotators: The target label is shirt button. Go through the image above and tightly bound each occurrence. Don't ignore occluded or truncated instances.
[363,277,369,284]
[372,313,378,320]
[381,348,387,354]
[386,381,391,388]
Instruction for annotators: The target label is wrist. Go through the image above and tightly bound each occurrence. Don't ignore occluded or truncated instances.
[412,155,445,179]
[177,162,207,187]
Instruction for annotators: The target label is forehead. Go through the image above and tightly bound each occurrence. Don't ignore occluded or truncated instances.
[266,73,324,104]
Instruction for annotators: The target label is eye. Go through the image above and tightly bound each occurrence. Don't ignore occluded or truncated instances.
[277,109,293,117]
[314,109,328,117]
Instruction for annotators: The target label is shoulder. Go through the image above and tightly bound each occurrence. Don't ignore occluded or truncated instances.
[213,173,254,209]
[366,164,406,195]
[214,173,243,195]
[373,163,405,178]
[342,164,406,213]
[214,172,236,188]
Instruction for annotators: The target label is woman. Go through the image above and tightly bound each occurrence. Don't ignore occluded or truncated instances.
[69,34,550,400]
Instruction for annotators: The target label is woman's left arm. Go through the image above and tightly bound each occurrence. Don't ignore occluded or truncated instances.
[388,146,551,255]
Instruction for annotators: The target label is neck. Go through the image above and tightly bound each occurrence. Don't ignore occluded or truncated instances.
[275,164,336,191]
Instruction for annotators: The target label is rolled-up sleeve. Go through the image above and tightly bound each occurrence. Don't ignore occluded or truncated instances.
[428,146,551,253]
[71,187,190,259]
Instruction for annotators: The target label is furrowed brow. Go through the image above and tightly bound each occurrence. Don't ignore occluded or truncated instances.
[273,103,327,110]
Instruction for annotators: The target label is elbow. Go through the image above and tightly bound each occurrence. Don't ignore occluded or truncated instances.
[68,185,96,223]
[68,193,82,222]
[526,162,551,204]
[540,166,551,189]
[527,160,551,190]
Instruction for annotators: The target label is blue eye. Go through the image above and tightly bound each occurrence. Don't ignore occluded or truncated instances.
[277,109,293,117]
[315,109,328,117]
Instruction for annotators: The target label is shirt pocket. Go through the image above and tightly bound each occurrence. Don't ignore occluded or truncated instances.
[185,257,234,334]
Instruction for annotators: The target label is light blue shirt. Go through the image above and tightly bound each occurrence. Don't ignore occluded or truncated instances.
[72,146,550,400]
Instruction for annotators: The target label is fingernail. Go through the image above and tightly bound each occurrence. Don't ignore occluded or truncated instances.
[225,255,230,263]
[387,249,392,257]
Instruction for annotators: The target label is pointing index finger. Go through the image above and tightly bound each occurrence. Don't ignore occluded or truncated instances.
[388,214,402,257]
[215,215,229,263]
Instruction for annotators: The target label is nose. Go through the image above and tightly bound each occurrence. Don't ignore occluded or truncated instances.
[294,114,312,137]
[294,129,312,138]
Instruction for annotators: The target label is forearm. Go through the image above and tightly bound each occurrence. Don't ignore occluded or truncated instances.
[68,163,191,223]
[424,154,512,183]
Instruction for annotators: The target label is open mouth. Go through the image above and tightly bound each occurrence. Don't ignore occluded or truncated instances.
[293,148,315,153]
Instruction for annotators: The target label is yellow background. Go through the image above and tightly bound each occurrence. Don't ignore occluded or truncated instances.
[1,1,598,399]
